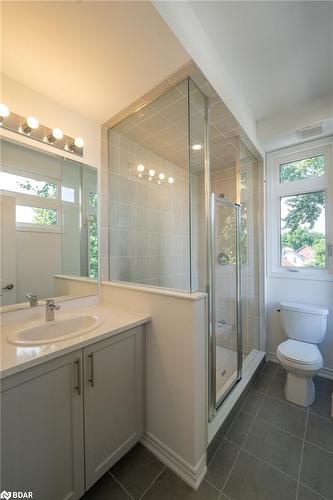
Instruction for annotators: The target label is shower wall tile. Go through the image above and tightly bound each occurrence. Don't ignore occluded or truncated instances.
[108,130,191,290]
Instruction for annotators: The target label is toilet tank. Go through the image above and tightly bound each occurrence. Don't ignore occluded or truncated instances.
[280,301,329,344]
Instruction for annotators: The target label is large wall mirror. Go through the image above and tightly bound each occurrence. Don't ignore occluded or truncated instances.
[0,138,98,310]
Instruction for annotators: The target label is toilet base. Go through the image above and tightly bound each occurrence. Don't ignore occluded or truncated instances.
[284,372,315,407]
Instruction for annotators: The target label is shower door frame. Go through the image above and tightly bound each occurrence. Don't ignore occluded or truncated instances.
[208,193,243,421]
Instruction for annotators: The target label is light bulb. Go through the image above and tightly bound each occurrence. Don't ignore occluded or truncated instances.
[52,128,63,140]
[46,127,64,143]
[192,143,202,151]
[168,177,174,184]
[21,116,39,134]
[26,116,39,129]
[158,173,165,181]
[148,169,155,177]
[137,164,145,173]
[0,103,10,119]
[74,137,84,148]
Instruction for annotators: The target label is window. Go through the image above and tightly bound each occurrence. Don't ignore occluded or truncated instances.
[280,191,326,268]
[89,191,97,208]
[279,155,325,183]
[267,138,332,278]
[0,170,60,230]
[16,206,57,226]
[0,172,57,198]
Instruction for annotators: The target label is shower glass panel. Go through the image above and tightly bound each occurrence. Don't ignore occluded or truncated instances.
[240,144,260,357]
[210,194,241,414]
[108,80,191,290]
[188,79,207,292]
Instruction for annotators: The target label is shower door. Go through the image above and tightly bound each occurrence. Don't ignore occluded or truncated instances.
[209,194,242,419]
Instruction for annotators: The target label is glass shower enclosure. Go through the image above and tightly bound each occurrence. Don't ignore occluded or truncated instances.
[209,194,242,418]
[107,77,261,421]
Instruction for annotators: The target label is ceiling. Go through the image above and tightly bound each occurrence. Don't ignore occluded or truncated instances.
[189,1,333,122]
[112,74,240,172]
[1,1,190,123]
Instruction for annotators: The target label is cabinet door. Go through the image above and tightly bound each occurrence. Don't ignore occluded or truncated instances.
[1,351,85,500]
[84,326,144,488]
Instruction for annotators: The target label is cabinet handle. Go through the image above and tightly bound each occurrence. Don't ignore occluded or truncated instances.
[88,353,95,387]
[75,358,81,395]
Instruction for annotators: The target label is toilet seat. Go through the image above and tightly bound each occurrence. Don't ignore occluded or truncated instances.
[277,339,323,366]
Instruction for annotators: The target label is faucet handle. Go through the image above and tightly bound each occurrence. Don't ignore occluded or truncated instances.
[46,299,61,310]
[25,292,38,307]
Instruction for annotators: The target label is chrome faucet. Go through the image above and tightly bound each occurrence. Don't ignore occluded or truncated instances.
[45,299,60,321]
[25,293,38,307]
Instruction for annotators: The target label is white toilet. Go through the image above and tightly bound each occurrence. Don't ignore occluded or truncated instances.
[276,301,329,407]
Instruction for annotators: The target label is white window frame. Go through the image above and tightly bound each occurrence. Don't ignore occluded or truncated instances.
[0,168,62,232]
[266,136,333,281]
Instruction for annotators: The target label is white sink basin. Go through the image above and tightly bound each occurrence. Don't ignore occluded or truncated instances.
[7,314,103,346]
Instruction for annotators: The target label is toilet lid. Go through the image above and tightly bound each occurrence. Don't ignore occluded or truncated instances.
[278,339,322,365]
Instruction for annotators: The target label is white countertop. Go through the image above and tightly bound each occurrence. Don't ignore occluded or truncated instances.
[0,303,150,379]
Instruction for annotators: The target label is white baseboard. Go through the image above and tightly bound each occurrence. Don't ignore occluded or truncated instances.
[141,432,207,490]
[266,351,333,380]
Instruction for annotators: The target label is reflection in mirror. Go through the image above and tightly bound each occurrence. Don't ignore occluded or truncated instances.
[0,139,98,310]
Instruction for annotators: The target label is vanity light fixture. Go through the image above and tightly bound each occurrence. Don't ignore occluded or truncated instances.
[46,127,64,143]
[148,169,156,180]
[192,143,202,151]
[0,107,84,157]
[21,116,39,134]
[0,103,10,124]
[67,137,84,152]
[131,165,174,186]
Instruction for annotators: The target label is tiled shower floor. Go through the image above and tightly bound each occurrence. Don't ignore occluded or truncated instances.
[82,362,333,500]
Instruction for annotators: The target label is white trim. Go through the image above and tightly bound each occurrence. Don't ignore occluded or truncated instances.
[101,281,207,301]
[141,432,207,490]
[208,350,265,443]
[266,351,333,380]
[266,137,333,280]
[54,274,98,283]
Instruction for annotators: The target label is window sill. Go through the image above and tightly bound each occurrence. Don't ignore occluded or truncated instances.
[268,270,333,282]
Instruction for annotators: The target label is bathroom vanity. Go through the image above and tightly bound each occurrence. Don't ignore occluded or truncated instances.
[1,304,149,500]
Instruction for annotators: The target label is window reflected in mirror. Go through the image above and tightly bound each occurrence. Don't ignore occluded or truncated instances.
[0,139,98,309]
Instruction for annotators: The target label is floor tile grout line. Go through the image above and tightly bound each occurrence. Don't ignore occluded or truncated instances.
[303,438,333,456]
[207,368,267,468]
[219,369,275,495]
[203,477,223,494]
[238,446,300,484]
[263,391,308,412]
[298,481,331,500]
[108,471,136,500]
[138,465,166,499]
[226,407,332,499]
[251,412,306,440]
[308,408,333,423]
[296,407,308,500]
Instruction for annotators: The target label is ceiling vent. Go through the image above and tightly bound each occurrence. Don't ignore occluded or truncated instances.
[299,123,324,140]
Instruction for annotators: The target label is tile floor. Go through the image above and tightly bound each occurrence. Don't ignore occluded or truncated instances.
[82,362,333,500]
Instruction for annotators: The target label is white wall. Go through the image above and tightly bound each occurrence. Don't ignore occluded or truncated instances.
[152,1,262,155]
[101,282,207,489]
[0,75,100,168]
[258,94,333,152]
[265,139,333,374]
[266,277,333,372]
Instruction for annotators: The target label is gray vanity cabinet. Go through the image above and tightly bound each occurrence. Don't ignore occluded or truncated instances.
[0,350,85,500]
[1,325,145,499]
[84,326,145,488]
